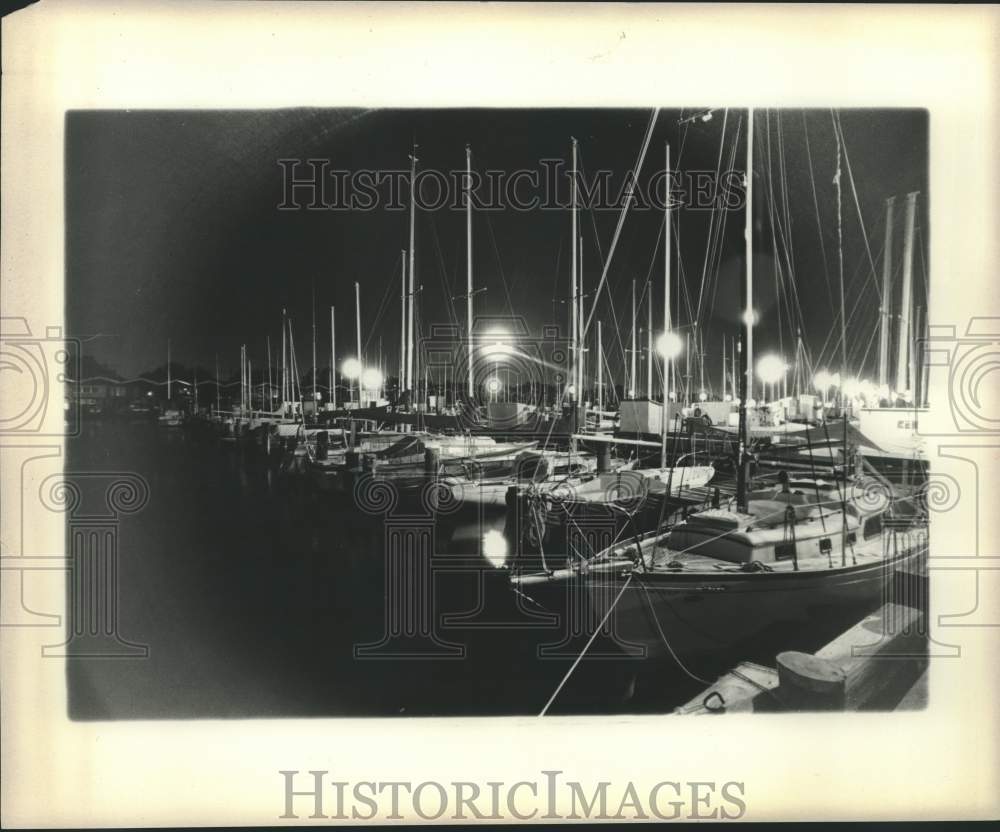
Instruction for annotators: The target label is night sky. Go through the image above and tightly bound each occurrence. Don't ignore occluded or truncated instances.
[66,108,928,386]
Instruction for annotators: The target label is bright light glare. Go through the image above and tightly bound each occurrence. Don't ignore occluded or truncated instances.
[698,391,708,402]
[482,530,508,567]
[742,309,758,326]
[486,377,502,394]
[756,354,786,384]
[655,331,684,359]
[361,368,383,389]
[342,357,362,379]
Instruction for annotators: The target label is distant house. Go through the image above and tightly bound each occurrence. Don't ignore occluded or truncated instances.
[72,380,129,414]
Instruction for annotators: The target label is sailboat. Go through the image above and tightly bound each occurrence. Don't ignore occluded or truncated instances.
[157,339,185,427]
[510,111,928,663]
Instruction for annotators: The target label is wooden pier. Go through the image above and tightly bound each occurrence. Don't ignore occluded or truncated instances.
[676,562,929,714]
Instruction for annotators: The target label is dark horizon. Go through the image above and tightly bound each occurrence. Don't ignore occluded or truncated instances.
[67,107,928,389]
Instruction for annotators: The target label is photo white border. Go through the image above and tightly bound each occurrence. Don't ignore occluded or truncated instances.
[2,1,998,824]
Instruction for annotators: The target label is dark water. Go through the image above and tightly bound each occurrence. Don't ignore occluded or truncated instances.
[66,420,870,719]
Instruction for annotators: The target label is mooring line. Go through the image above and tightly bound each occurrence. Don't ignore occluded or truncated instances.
[538,572,633,717]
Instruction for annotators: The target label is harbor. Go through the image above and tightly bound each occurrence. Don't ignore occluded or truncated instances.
[66,107,930,716]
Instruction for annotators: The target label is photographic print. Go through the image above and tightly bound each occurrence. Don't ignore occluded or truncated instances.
[63,106,931,719]
[2,3,997,826]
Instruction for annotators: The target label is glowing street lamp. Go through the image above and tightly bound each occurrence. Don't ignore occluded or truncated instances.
[756,354,786,403]
[655,331,684,359]
[361,367,383,392]
[342,357,362,379]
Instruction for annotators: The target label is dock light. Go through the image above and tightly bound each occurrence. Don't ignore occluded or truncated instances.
[565,383,576,397]
[482,530,508,567]
[361,368,383,390]
[902,389,914,403]
[742,308,758,326]
[342,357,362,379]
[878,384,891,401]
[486,377,502,395]
[756,354,786,385]
[655,331,684,359]
[747,398,757,407]
[698,391,708,402]
[813,370,831,391]
[724,394,733,402]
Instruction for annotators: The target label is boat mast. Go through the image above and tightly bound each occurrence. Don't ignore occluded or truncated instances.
[311,280,317,413]
[214,354,220,414]
[877,196,895,393]
[466,144,475,399]
[629,280,637,399]
[281,308,287,408]
[266,337,273,412]
[166,338,172,401]
[597,319,603,413]
[330,306,336,410]
[406,148,417,397]
[737,111,753,513]
[355,281,362,405]
[570,137,578,404]
[833,114,846,410]
[722,336,726,401]
[399,250,406,398]
[646,287,653,399]
[660,142,672,468]
[895,191,918,400]
[578,233,584,401]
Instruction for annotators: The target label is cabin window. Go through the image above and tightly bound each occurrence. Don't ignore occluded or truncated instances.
[775,542,796,561]
[819,538,833,556]
[862,515,883,540]
[846,531,857,546]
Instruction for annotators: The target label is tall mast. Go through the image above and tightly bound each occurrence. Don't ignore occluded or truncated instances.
[737,110,753,512]
[570,137,578,403]
[466,145,475,398]
[833,114,846,405]
[194,365,199,412]
[355,281,362,404]
[215,354,220,414]
[629,280,637,398]
[597,319,603,413]
[578,234,584,400]
[399,250,406,394]
[406,148,417,396]
[281,308,287,406]
[330,306,336,410]
[166,338,172,401]
[646,288,653,399]
[895,191,918,398]
[239,344,244,412]
[311,281,317,411]
[660,142,672,467]
[266,336,273,411]
[877,196,896,391]
[722,336,726,401]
